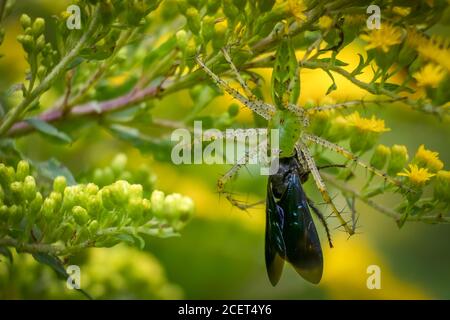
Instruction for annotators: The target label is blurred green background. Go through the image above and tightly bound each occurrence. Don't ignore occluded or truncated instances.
[0,0,449,299]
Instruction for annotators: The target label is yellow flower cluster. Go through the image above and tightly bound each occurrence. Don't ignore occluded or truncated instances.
[413,64,447,88]
[346,112,390,133]
[406,30,450,72]
[360,23,403,52]
[398,164,435,187]
[397,145,444,187]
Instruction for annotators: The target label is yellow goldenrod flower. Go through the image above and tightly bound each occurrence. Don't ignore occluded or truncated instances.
[346,112,390,133]
[413,64,447,88]
[398,164,435,186]
[413,144,444,172]
[318,16,333,30]
[360,23,403,52]
[287,0,307,22]
[408,32,450,72]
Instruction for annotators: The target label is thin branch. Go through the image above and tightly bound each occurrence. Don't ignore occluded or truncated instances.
[0,6,101,137]
[322,172,450,224]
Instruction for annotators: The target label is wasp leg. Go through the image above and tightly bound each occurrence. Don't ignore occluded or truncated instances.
[297,140,354,236]
[302,133,411,193]
[196,56,275,120]
[307,197,334,248]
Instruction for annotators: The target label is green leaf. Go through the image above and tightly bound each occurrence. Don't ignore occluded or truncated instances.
[318,58,348,67]
[375,83,414,94]
[26,118,73,144]
[324,70,337,95]
[108,124,173,161]
[34,158,77,185]
[114,233,135,245]
[32,253,93,300]
[143,35,177,69]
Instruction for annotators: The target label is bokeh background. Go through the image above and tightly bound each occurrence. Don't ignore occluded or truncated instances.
[0,0,449,299]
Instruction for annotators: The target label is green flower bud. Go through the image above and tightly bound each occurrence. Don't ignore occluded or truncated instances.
[142,198,152,219]
[176,29,188,49]
[20,14,32,29]
[32,18,46,36]
[185,7,201,34]
[151,190,165,218]
[163,193,182,220]
[37,65,47,79]
[86,183,99,195]
[49,191,62,212]
[370,144,391,170]
[53,176,67,194]
[128,197,144,221]
[0,205,8,223]
[30,192,43,215]
[434,170,450,204]
[129,184,143,199]
[176,196,194,222]
[35,34,45,51]
[100,187,115,210]
[87,195,103,217]
[387,145,409,176]
[42,198,56,219]
[111,153,128,174]
[212,20,228,50]
[18,34,34,53]
[23,176,37,201]
[16,160,30,181]
[88,220,100,236]
[0,164,13,186]
[326,116,350,142]
[201,15,215,42]
[10,181,24,201]
[8,205,23,225]
[111,180,130,205]
[72,206,90,225]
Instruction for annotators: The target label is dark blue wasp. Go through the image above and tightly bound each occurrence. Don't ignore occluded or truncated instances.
[265,155,335,285]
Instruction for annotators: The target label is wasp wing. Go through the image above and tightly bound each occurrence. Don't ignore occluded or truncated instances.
[265,180,286,286]
[280,173,323,284]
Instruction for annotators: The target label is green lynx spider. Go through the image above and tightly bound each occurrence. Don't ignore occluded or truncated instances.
[196,37,406,236]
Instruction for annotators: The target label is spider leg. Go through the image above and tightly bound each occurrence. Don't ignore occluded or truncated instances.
[297,140,354,235]
[302,133,409,192]
[307,98,405,114]
[221,48,259,101]
[217,138,268,211]
[196,56,275,120]
[307,197,334,248]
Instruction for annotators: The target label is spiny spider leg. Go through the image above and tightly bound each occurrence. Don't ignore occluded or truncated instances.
[297,140,355,235]
[307,98,405,114]
[287,103,309,127]
[221,48,259,101]
[307,197,334,248]
[217,139,268,211]
[302,133,409,192]
[196,56,275,120]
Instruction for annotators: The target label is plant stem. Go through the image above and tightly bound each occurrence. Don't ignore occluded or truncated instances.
[0,6,101,137]
[322,172,450,224]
